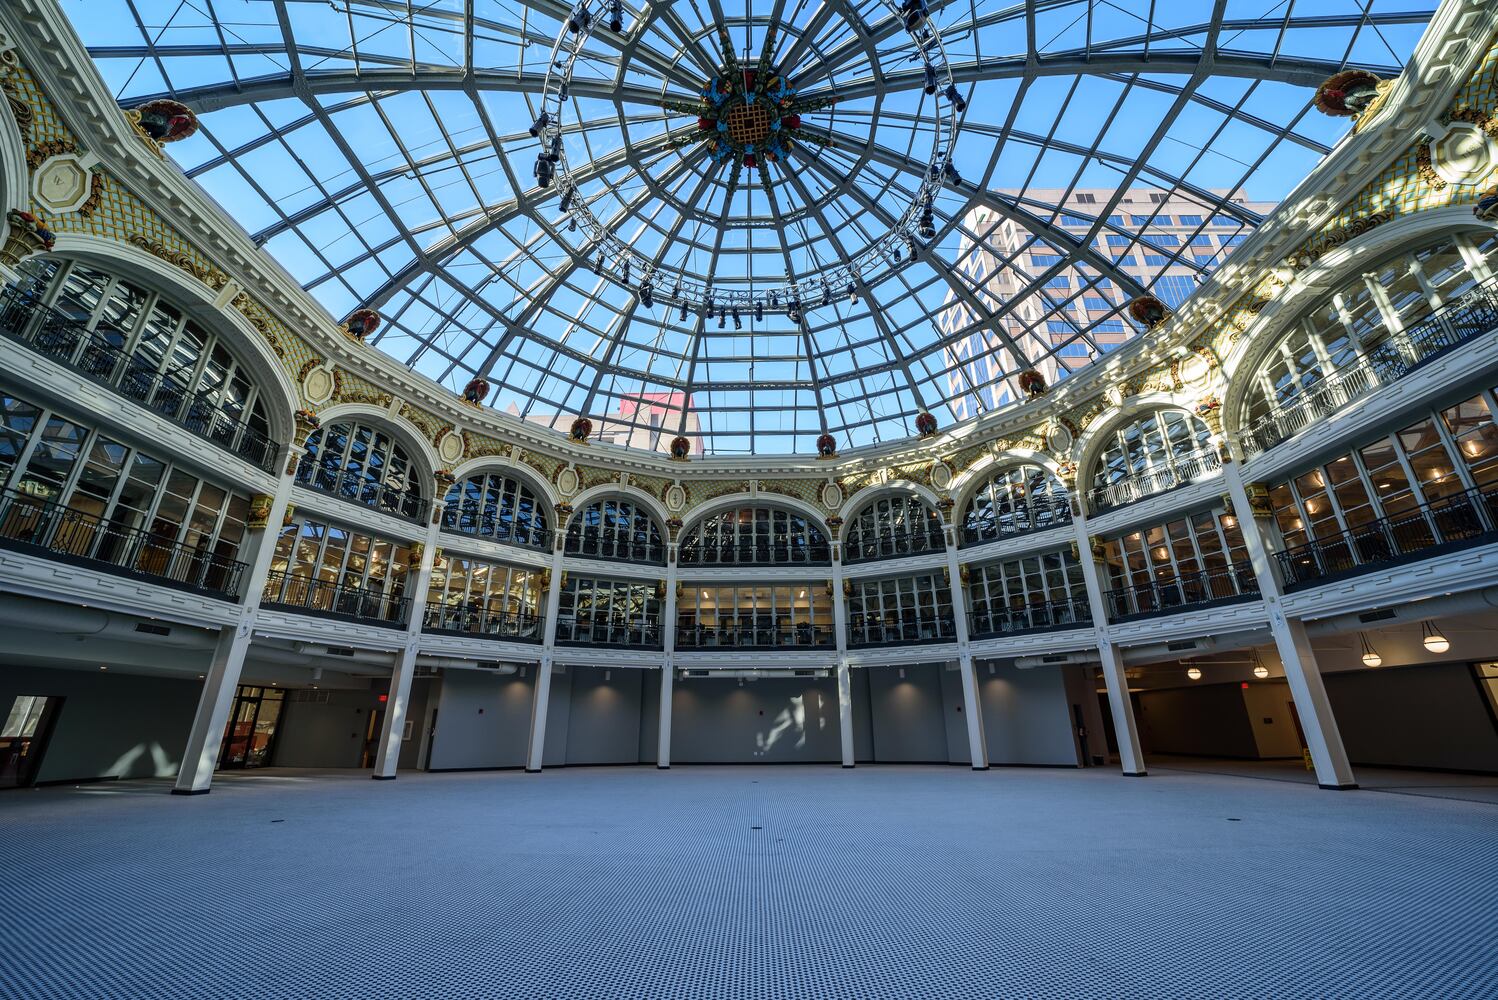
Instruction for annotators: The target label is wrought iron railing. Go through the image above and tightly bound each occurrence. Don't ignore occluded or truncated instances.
[675,622,836,649]
[564,527,666,566]
[422,603,544,643]
[1103,564,1258,621]
[0,486,246,597]
[960,497,1073,548]
[1275,485,1498,590]
[1243,277,1498,457]
[554,616,664,649]
[295,458,429,524]
[843,527,947,564]
[261,569,410,626]
[439,505,552,551]
[968,599,1092,639]
[846,612,957,648]
[678,538,833,566]
[0,284,280,472]
[1088,451,1222,514]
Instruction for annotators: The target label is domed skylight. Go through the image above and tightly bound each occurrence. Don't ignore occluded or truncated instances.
[66,0,1433,455]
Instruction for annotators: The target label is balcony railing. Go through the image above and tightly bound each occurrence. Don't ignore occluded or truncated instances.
[564,528,666,566]
[0,284,280,473]
[843,528,947,565]
[968,599,1092,639]
[678,539,832,566]
[554,616,664,649]
[1088,451,1222,515]
[1103,564,1259,621]
[422,603,544,643]
[0,486,247,598]
[261,569,410,627]
[295,459,429,524]
[847,613,957,648]
[675,622,835,649]
[960,497,1073,548]
[1275,485,1498,591]
[440,506,551,552]
[1243,277,1498,458]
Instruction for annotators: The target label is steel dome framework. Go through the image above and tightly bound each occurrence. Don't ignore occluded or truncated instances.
[68,0,1433,455]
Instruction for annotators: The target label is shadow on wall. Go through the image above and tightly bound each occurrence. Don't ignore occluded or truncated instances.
[671,677,842,763]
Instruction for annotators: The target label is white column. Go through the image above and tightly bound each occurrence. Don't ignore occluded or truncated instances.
[527,539,567,772]
[1071,506,1147,776]
[658,654,674,768]
[371,513,441,780]
[174,464,296,795]
[835,657,855,768]
[945,529,987,769]
[1222,460,1357,789]
[659,549,678,767]
[830,540,855,767]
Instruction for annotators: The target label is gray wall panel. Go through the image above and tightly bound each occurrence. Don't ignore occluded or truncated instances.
[978,665,1078,766]
[427,670,534,770]
[670,676,842,763]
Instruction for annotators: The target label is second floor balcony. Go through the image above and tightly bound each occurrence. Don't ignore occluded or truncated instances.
[422,603,544,643]
[261,569,410,627]
[0,485,247,599]
[1103,564,1259,622]
[676,620,835,649]
[554,615,664,649]
[564,526,666,566]
[295,459,429,524]
[1276,484,1498,590]
[0,285,279,473]
[846,612,957,649]
[968,599,1092,639]
[843,527,946,565]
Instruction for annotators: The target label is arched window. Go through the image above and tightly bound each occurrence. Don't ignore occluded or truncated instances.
[4,258,278,470]
[1241,232,1498,455]
[296,420,427,522]
[844,493,945,564]
[565,496,664,564]
[439,471,549,549]
[678,505,830,565]
[962,465,1071,546]
[1089,408,1217,513]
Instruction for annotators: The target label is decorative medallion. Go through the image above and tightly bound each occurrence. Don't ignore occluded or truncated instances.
[1426,121,1498,187]
[665,483,687,512]
[557,466,580,497]
[436,430,465,466]
[929,461,953,491]
[300,363,334,405]
[673,65,822,171]
[32,153,96,215]
[1046,421,1074,455]
[820,481,844,511]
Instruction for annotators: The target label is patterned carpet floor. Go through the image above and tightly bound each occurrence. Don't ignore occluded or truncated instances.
[2,765,1494,999]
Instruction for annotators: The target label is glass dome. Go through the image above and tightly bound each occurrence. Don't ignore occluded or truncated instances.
[66,0,1433,455]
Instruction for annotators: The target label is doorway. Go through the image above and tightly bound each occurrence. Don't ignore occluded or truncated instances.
[218,686,286,769]
[0,695,63,788]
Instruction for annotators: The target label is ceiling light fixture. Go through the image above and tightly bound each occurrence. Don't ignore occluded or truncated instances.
[1359,632,1382,668]
[1186,666,1202,680]
[1421,619,1449,654]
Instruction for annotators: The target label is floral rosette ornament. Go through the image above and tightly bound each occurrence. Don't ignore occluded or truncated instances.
[569,416,593,443]
[1128,294,1170,330]
[1475,188,1498,225]
[671,62,827,172]
[669,435,692,460]
[915,411,938,438]
[1313,70,1383,118]
[461,375,490,407]
[816,432,838,458]
[1017,369,1047,398]
[342,308,381,341]
[0,210,55,269]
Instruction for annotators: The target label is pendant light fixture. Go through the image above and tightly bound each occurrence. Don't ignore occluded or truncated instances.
[1251,650,1269,679]
[1186,666,1202,680]
[1359,632,1382,668]
[1420,619,1449,654]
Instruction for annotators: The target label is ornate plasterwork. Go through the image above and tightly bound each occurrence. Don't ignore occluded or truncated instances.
[329,369,392,410]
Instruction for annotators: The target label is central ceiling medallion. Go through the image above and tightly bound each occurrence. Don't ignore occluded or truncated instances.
[532,4,963,315]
